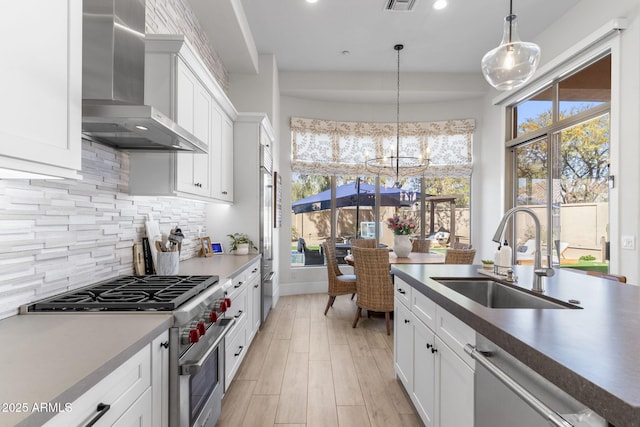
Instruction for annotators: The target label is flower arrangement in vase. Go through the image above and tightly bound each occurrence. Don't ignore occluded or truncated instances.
[385,215,416,235]
[385,215,415,257]
[227,233,258,255]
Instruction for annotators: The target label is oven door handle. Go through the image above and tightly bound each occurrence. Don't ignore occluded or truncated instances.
[180,317,235,376]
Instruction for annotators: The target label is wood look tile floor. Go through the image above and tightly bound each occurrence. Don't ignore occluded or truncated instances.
[217,293,423,427]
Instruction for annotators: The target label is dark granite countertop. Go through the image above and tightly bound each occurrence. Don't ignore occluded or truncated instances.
[391,264,640,427]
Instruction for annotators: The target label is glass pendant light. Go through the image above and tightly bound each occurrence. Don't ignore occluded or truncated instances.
[481,0,541,91]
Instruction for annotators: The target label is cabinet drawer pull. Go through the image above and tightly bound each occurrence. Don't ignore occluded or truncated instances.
[254,283,259,288]
[404,319,410,324]
[398,288,405,294]
[234,346,244,357]
[222,191,228,195]
[85,403,110,427]
[234,310,243,319]
[234,282,243,288]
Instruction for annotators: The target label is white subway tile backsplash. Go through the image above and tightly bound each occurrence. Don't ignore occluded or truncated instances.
[0,139,208,319]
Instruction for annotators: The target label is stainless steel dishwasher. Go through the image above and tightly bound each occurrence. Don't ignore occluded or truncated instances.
[467,335,607,427]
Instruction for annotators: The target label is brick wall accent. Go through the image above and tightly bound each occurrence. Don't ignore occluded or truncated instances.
[0,140,207,319]
[146,0,230,94]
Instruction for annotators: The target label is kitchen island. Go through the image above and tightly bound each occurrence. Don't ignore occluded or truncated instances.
[392,264,640,426]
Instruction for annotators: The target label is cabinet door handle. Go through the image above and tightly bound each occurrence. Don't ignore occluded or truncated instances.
[254,284,259,288]
[404,319,410,324]
[431,347,438,354]
[222,191,228,195]
[85,403,111,427]
[234,310,243,319]
[160,341,169,349]
[234,282,243,288]
[426,343,432,349]
[234,346,244,357]
[398,288,405,294]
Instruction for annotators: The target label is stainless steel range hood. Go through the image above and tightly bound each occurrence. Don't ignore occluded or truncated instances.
[81,0,207,153]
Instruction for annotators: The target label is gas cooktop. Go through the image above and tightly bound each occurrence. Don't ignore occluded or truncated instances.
[25,275,219,312]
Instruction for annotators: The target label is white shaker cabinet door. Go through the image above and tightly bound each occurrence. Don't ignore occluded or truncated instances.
[0,1,82,179]
[413,319,436,427]
[437,336,474,427]
[175,61,211,197]
[394,300,414,390]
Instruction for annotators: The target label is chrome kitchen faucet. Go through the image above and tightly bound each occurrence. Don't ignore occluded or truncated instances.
[492,207,554,293]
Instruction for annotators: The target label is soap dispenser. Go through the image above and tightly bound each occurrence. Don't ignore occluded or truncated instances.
[493,243,502,274]
[500,239,512,275]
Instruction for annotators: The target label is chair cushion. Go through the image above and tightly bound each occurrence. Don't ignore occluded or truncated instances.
[337,274,357,283]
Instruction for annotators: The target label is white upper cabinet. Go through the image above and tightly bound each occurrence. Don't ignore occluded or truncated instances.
[175,60,211,197]
[211,108,234,202]
[129,35,237,202]
[0,1,82,179]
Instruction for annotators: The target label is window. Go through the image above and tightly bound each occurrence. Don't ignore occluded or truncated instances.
[508,54,611,271]
[290,117,474,266]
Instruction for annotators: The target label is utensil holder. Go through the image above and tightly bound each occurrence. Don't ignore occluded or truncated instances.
[157,251,179,275]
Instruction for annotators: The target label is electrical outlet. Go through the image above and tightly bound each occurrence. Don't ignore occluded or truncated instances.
[621,235,635,250]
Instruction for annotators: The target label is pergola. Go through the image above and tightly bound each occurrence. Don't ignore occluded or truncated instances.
[424,195,460,242]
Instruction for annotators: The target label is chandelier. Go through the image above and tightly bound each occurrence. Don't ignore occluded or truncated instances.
[481,0,541,91]
[365,44,430,186]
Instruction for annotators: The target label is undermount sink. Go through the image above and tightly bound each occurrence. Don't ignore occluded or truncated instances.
[434,278,579,309]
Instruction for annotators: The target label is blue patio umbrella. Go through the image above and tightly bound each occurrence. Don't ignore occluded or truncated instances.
[291,182,419,214]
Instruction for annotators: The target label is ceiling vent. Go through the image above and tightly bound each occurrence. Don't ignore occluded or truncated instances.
[385,0,416,11]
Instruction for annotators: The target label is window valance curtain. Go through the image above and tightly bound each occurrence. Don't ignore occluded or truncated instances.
[291,117,475,178]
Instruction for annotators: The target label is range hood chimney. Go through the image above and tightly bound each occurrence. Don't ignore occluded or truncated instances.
[81,0,207,153]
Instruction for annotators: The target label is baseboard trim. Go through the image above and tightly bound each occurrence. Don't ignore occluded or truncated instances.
[280,281,326,295]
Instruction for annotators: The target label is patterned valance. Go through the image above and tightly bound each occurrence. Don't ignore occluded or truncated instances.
[290,117,475,178]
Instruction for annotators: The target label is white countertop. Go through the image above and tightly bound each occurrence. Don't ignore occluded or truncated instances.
[0,313,172,427]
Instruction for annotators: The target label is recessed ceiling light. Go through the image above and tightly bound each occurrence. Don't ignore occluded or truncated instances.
[433,0,447,10]
[135,125,148,131]
[306,0,318,3]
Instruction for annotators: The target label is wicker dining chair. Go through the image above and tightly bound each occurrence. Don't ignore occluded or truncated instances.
[411,238,431,253]
[451,241,472,250]
[351,247,394,335]
[321,239,357,315]
[349,238,377,248]
[444,248,476,264]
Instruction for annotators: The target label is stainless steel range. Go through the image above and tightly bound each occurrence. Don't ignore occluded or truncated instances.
[22,275,234,427]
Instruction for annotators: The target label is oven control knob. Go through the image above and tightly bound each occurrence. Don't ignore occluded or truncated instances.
[197,322,206,336]
[224,297,232,308]
[208,311,219,323]
[219,300,227,312]
[189,329,200,343]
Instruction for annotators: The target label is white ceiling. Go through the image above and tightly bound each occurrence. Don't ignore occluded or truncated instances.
[189,0,581,102]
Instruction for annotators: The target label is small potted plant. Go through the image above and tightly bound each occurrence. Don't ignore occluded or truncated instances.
[227,233,258,255]
[481,259,494,270]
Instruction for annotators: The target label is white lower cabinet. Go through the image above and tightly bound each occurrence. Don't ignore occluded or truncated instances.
[224,258,261,390]
[413,316,436,426]
[44,330,168,427]
[437,336,474,427]
[394,277,475,427]
[394,301,414,389]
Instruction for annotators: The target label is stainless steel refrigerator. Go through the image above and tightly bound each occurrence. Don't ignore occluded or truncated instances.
[260,138,275,321]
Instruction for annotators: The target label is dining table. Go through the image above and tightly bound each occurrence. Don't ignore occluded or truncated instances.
[344,251,445,265]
